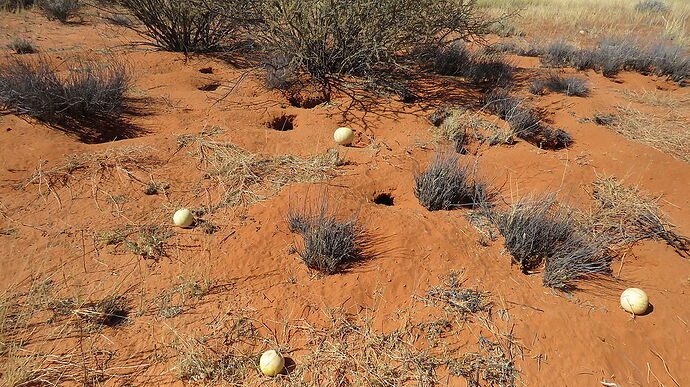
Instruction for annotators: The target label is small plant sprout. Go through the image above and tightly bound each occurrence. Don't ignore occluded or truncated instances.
[173,208,194,227]
[259,350,285,377]
[333,127,355,145]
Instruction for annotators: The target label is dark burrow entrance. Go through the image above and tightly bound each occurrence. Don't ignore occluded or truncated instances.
[266,114,295,131]
[373,192,395,206]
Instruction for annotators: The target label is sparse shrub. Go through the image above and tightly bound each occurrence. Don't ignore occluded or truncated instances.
[288,198,366,274]
[0,57,130,123]
[493,195,612,289]
[484,89,572,149]
[39,0,81,23]
[255,0,489,94]
[635,0,668,13]
[7,38,37,54]
[414,152,492,211]
[425,42,513,86]
[119,0,255,53]
[529,74,590,96]
[540,36,689,82]
[0,0,35,11]
[541,40,578,67]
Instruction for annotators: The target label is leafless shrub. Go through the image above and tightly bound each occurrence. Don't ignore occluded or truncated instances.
[414,152,493,211]
[288,197,366,274]
[119,0,256,53]
[254,0,490,95]
[0,0,35,11]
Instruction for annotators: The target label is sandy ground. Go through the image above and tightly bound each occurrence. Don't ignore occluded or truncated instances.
[1,9,689,386]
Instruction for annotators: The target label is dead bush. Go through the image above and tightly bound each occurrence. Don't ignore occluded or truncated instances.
[254,0,489,95]
[119,0,256,53]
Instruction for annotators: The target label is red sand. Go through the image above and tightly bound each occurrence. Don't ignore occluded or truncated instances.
[1,10,689,386]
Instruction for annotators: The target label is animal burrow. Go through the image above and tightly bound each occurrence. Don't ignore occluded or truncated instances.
[198,82,221,91]
[199,67,214,74]
[373,192,395,206]
[266,113,295,131]
[287,94,327,109]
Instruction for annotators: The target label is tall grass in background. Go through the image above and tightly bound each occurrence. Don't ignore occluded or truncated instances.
[478,0,690,46]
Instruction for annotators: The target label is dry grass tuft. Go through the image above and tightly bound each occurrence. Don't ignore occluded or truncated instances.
[288,196,367,274]
[600,105,690,163]
[430,107,515,148]
[169,314,260,383]
[618,89,690,109]
[96,224,175,260]
[25,146,160,205]
[0,280,146,386]
[177,132,343,211]
[423,271,492,315]
[449,334,518,387]
[588,177,690,257]
[157,276,214,319]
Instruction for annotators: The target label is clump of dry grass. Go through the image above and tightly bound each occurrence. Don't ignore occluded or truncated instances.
[157,276,214,319]
[588,177,690,257]
[49,295,130,329]
[618,88,690,109]
[414,151,494,211]
[170,315,260,383]
[492,195,613,290]
[599,106,690,163]
[0,280,146,386]
[288,196,367,274]
[177,132,343,211]
[449,334,518,387]
[96,224,175,260]
[423,271,492,315]
[429,107,516,148]
[25,146,160,204]
[287,309,451,386]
